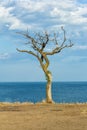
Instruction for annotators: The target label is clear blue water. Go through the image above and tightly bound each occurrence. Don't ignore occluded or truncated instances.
[0,82,87,103]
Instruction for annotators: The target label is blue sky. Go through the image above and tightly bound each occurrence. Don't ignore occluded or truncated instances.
[0,0,87,82]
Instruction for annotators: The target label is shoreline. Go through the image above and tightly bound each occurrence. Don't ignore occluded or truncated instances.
[0,101,87,104]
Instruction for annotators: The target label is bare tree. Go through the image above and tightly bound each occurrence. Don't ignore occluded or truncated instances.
[16,27,73,103]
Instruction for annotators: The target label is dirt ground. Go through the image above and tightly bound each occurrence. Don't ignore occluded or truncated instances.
[0,102,87,130]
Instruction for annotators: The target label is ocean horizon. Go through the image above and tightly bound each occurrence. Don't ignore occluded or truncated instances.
[0,81,87,103]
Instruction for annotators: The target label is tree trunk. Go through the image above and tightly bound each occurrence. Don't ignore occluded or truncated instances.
[45,71,53,103]
[38,56,53,103]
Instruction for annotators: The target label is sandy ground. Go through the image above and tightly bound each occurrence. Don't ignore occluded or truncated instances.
[0,102,87,130]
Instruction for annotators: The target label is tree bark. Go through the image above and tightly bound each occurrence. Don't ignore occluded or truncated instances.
[38,55,53,103]
[45,70,53,103]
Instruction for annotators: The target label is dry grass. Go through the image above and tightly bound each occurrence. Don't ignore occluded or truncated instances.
[0,103,87,130]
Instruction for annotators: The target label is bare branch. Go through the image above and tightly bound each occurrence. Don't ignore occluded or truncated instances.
[45,41,73,56]
[60,26,66,47]
[53,32,59,45]
[16,32,41,52]
[16,28,73,62]
[43,27,73,55]
[45,31,49,45]
[16,32,36,43]
[16,48,38,58]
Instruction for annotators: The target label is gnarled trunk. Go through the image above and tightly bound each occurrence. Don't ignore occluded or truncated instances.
[45,71,53,103]
[38,55,53,103]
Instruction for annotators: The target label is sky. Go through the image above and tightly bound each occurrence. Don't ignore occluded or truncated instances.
[0,0,87,82]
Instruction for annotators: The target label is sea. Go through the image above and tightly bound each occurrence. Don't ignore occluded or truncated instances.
[0,82,87,103]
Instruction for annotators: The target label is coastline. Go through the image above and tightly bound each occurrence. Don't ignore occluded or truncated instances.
[0,102,87,130]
